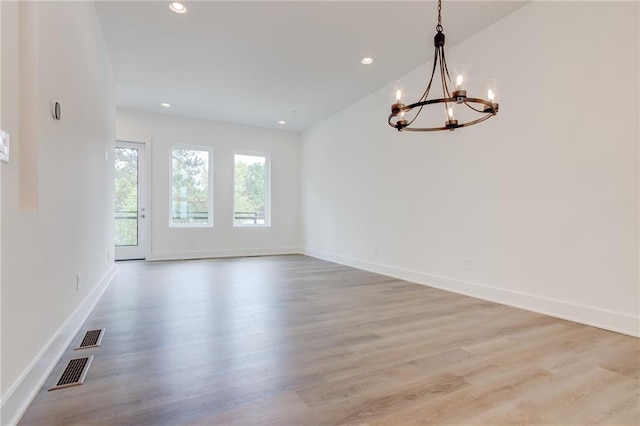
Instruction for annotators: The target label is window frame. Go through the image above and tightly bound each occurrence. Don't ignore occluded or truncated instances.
[169,144,214,228]
[233,150,271,228]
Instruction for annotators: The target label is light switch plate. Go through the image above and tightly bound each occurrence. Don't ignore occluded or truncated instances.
[0,130,9,164]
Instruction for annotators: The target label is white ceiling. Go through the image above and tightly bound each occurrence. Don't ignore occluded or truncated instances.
[95,1,527,132]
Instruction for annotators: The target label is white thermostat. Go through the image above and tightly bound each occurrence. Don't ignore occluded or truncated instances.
[0,130,9,164]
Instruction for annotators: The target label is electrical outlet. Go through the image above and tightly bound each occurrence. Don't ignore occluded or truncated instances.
[76,273,81,290]
[462,257,471,269]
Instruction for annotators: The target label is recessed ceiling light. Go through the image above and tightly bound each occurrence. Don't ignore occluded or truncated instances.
[169,2,187,14]
[360,57,374,65]
[278,120,286,125]
[161,102,171,108]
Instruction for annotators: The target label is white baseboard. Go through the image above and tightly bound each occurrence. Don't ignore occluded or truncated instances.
[1,264,117,426]
[147,247,302,262]
[303,248,640,338]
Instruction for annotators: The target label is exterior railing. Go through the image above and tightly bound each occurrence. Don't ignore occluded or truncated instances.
[115,210,138,220]
[117,211,265,225]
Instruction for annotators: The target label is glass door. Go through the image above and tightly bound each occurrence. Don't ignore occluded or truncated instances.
[114,141,147,260]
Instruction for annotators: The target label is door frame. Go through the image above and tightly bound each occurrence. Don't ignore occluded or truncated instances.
[114,139,151,260]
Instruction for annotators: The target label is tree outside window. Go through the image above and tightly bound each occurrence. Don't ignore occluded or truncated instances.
[234,153,269,226]
[171,146,213,226]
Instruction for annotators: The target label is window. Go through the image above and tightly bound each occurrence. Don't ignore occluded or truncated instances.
[170,145,213,227]
[234,152,270,227]
[115,146,139,246]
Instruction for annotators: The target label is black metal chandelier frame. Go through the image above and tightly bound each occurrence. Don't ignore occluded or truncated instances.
[388,0,499,132]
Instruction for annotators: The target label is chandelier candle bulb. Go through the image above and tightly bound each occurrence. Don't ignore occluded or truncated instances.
[451,66,468,90]
[486,78,498,101]
[451,68,467,100]
[446,106,458,130]
[394,80,403,102]
[392,81,405,115]
[447,106,456,122]
[484,79,499,114]
[396,110,408,130]
[455,74,464,89]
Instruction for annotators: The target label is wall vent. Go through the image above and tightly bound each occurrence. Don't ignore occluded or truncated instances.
[75,328,105,349]
[49,356,93,391]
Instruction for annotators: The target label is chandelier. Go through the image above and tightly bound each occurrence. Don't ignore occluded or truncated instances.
[388,0,499,132]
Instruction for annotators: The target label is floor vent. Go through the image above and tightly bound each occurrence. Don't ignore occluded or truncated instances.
[76,328,105,349]
[49,356,93,391]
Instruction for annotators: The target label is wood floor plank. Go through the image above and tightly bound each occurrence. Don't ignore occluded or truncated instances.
[373,366,557,425]
[477,367,640,425]
[18,255,639,425]
[296,349,475,407]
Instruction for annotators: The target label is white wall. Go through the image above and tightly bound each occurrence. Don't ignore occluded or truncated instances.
[116,108,301,260]
[302,1,639,336]
[1,1,116,423]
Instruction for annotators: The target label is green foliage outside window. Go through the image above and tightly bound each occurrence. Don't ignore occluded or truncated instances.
[115,147,138,246]
[171,148,210,224]
[234,155,267,225]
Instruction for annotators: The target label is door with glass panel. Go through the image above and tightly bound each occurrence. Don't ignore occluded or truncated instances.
[114,141,147,260]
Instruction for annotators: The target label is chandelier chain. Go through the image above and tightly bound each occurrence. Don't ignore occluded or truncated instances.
[436,0,443,32]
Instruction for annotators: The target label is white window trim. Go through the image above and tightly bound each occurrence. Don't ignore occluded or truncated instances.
[233,150,271,228]
[169,144,214,228]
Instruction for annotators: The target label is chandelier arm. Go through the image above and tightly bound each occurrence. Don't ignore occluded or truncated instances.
[439,49,451,116]
[399,125,451,132]
[405,104,426,127]
[463,102,487,113]
[388,97,495,131]
[439,48,448,99]
[388,97,455,130]
[440,46,453,94]
[455,112,494,128]
[404,97,494,110]
[394,112,493,132]
[463,97,497,112]
[406,97,456,109]
[417,46,441,103]
[409,45,441,126]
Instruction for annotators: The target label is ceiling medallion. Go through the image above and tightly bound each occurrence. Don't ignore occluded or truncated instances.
[389,0,499,132]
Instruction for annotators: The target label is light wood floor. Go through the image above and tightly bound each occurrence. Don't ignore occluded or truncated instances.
[19,255,639,425]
